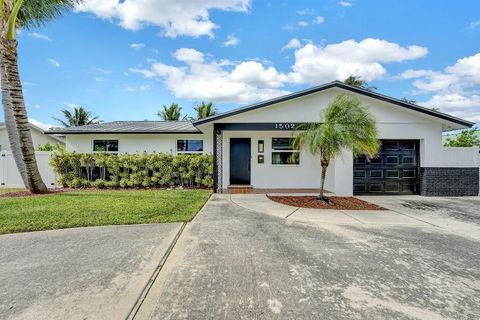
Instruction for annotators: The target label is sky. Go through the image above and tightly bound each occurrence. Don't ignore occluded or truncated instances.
[6,0,480,129]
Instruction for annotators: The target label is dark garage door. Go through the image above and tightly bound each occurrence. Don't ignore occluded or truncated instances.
[353,140,419,195]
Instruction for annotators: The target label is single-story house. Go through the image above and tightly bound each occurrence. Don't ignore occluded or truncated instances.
[46,81,479,196]
[0,122,65,151]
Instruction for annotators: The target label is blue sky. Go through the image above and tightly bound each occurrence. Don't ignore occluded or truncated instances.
[8,0,480,128]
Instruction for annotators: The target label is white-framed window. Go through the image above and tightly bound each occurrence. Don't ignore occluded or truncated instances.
[271,138,300,165]
[93,140,119,153]
[177,139,203,153]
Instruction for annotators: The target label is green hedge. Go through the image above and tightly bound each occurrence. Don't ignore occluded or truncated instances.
[50,150,213,189]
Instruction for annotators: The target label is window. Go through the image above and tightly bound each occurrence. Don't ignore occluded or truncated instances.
[177,139,203,153]
[272,138,299,165]
[93,140,118,152]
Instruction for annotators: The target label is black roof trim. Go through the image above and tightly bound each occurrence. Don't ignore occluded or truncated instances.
[193,81,474,128]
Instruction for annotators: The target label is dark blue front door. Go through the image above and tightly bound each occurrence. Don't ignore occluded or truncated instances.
[230,138,251,185]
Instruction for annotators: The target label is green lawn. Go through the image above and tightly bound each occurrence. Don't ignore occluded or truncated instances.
[0,189,211,234]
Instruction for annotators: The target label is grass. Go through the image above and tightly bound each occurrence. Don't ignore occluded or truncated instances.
[0,189,211,234]
[0,188,25,194]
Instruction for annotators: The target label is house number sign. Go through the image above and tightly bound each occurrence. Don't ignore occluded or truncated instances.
[274,123,296,130]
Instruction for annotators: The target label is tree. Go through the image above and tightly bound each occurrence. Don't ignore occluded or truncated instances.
[400,97,416,104]
[343,75,377,91]
[157,103,187,121]
[293,94,380,201]
[1,0,81,193]
[53,106,100,127]
[194,101,217,120]
[444,129,480,147]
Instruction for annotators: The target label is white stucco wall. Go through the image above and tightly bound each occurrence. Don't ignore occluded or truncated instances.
[0,126,64,151]
[65,133,213,155]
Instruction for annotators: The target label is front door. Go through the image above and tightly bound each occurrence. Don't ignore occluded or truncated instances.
[230,138,251,185]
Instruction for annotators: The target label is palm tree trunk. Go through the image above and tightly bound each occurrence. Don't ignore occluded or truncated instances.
[319,159,329,201]
[1,38,47,193]
[1,64,29,187]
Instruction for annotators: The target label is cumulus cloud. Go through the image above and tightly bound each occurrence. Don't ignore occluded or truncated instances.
[468,20,480,30]
[76,0,251,38]
[288,38,428,84]
[28,118,56,130]
[223,35,239,47]
[29,33,51,41]
[48,58,60,68]
[313,16,325,24]
[282,38,302,51]
[339,1,352,7]
[130,48,289,103]
[130,43,145,50]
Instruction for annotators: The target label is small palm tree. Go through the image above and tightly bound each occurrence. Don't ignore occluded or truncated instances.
[343,75,377,91]
[194,101,217,120]
[157,103,187,121]
[293,94,380,201]
[1,0,81,193]
[53,107,100,127]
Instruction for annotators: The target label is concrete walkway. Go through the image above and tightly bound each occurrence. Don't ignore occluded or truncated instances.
[230,194,430,227]
[0,223,182,320]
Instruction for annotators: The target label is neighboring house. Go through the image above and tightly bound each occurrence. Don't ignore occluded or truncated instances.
[47,81,478,196]
[0,122,65,151]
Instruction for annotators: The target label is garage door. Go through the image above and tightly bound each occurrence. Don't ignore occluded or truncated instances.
[353,140,419,195]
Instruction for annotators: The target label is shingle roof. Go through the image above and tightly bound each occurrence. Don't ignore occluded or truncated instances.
[45,121,201,134]
[193,81,474,128]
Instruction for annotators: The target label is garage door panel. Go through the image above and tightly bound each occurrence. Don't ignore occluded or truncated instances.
[353,140,419,195]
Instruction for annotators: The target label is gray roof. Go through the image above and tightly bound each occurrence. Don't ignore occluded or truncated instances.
[45,121,200,134]
[194,81,475,128]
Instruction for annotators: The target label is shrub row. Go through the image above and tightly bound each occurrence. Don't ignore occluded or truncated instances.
[50,150,213,189]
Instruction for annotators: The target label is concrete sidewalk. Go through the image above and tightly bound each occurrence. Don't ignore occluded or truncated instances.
[0,223,182,320]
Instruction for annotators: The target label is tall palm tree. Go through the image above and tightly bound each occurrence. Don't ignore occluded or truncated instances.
[53,106,100,127]
[343,75,377,91]
[194,101,217,120]
[293,94,380,201]
[157,103,187,121]
[1,0,81,193]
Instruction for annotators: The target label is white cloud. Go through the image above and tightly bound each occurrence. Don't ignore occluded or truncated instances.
[405,53,480,122]
[28,118,56,130]
[313,16,325,24]
[298,21,308,27]
[125,84,151,92]
[95,76,106,82]
[130,48,289,103]
[29,33,51,41]
[48,59,60,68]
[96,68,112,74]
[223,35,239,47]
[296,9,313,15]
[468,20,480,30]
[130,43,145,50]
[289,38,428,84]
[339,1,352,7]
[76,0,251,38]
[282,38,302,51]
[129,68,157,78]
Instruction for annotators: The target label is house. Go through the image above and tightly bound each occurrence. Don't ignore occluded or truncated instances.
[0,121,65,151]
[46,81,478,196]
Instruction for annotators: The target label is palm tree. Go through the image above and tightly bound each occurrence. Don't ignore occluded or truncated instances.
[343,75,377,91]
[1,0,81,193]
[53,106,100,127]
[194,101,217,120]
[293,94,380,201]
[157,103,187,121]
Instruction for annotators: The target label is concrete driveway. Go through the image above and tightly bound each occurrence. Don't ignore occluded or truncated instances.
[0,223,183,320]
[136,194,480,319]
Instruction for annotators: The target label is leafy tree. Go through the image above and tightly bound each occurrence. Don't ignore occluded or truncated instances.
[53,106,100,127]
[444,129,480,147]
[293,94,380,201]
[193,101,217,120]
[157,103,187,121]
[343,75,377,91]
[37,142,63,151]
[400,97,416,104]
[1,0,81,193]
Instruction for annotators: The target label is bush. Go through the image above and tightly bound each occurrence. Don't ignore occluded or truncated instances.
[50,150,214,189]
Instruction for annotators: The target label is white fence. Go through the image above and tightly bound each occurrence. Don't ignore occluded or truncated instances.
[441,147,480,167]
[0,151,57,189]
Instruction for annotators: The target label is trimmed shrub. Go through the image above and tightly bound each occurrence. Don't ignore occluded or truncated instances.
[50,150,213,189]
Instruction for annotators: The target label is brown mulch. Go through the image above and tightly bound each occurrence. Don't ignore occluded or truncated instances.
[0,188,71,198]
[267,195,386,210]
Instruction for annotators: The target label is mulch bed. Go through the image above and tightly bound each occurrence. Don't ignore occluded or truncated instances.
[0,188,71,198]
[267,195,386,210]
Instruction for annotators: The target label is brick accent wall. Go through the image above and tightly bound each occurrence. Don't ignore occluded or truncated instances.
[420,167,479,196]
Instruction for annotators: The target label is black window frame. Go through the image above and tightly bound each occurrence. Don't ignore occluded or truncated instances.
[176,139,204,153]
[93,140,119,153]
